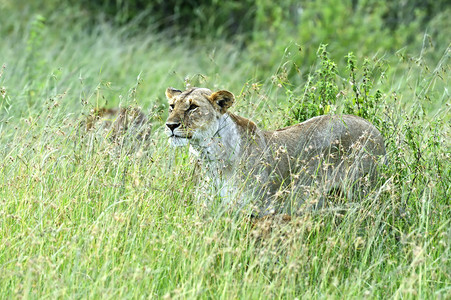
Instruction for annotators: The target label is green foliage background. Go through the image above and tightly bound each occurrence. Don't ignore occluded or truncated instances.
[0,0,449,298]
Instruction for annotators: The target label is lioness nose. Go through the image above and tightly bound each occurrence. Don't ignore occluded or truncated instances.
[166,122,181,132]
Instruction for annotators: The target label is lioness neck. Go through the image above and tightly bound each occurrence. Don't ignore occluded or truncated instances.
[190,113,243,164]
[217,113,242,156]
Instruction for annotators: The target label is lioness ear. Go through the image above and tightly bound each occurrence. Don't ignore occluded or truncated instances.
[209,90,235,114]
[166,87,182,100]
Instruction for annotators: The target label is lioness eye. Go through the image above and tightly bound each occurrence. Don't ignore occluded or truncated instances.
[188,104,198,111]
[169,104,175,111]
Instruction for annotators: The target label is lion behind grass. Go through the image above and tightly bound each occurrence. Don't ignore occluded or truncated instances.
[85,106,151,144]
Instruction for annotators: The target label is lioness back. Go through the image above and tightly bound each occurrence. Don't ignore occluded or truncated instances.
[165,87,386,215]
[258,114,385,210]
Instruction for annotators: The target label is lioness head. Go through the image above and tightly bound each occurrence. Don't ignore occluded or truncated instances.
[85,107,150,142]
[165,87,235,147]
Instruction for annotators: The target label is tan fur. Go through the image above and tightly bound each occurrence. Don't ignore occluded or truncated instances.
[228,113,257,134]
[165,87,386,215]
[86,107,150,142]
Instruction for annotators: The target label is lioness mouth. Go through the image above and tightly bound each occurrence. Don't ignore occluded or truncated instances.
[170,134,191,139]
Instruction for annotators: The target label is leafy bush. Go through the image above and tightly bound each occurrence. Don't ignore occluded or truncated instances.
[283,44,385,126]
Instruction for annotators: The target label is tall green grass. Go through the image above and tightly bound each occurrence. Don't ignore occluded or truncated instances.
[0,3,450,299]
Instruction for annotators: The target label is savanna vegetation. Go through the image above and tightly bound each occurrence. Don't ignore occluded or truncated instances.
[0,0,449,298]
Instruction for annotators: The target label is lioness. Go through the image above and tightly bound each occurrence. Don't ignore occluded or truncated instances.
[165,87,385,215]
[85,107,151,142]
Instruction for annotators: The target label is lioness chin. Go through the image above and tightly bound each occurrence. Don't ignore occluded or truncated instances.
[165,87,386,216]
